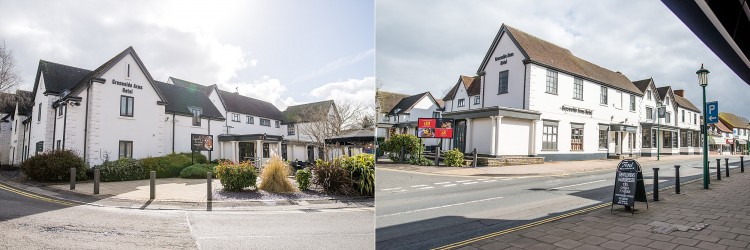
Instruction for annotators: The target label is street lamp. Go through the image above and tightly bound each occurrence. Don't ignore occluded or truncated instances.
[697,64,710,189]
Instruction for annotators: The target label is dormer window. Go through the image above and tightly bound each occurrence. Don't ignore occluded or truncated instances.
[189,107,202,126]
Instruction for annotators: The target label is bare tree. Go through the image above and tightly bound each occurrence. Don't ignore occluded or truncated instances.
[0,41,22,93]
[294,100,368,160]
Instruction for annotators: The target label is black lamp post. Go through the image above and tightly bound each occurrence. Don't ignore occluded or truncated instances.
[697,64,710,189]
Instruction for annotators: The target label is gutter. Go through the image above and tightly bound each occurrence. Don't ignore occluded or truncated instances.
[172,113,176,153]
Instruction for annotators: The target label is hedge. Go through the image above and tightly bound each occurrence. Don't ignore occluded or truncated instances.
[21,150,86,182]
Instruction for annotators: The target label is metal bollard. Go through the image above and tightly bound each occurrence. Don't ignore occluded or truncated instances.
[435,147,441,166]
[150,171,156,199]
[717,159,721,180]
[400,145,405,163]
[653,168,660,201]
[94,168,100,194]
[725,158,730,177]
[674,165,681,194]
[207,171,212,201]
[742,156,745,172]
[472,148,478,168]
[70,168,76,190]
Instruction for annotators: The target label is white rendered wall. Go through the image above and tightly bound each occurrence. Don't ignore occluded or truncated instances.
[480,31,527,110]
[498,117,531,155]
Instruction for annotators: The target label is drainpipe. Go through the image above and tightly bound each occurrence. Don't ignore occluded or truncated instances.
[62,103,68,149]
[207,118,211,161]
[52,105,57,150]
[83,81,91,165]
[172,113,176,153]
[20,121,26,162]
[27,114,32,157]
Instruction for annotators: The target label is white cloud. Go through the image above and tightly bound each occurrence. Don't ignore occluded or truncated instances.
[310,77,376,108]
[294,49,375,83]
[220,76,297,110]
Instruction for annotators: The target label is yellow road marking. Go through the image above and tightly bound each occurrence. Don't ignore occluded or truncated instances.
[433,202,612,250]
[0,183,80,207]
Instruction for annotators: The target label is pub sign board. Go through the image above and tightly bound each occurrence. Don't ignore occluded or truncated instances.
[191,134,214,151]
[611,159,648,214]
[417,118,454,138]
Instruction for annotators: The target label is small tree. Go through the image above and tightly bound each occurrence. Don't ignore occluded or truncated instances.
[0,41,22,93]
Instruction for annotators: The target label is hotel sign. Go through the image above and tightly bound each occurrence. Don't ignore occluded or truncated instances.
[494,52,514,65]
[417,118,454,138]
[113,79,144,94]
[191,134,214,151]
[561,105,593,115]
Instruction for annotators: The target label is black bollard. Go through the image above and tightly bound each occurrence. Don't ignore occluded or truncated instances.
[653,168,660,201]
[725,158,730,177]
[94,168,100,194]
[742,156,745,172]
[150,171,156,199]
[400,145,405,163]
[70,168,76,190]
[717,159,722,180]
[434,147,441,166]
[207,171,212,201]
[674,165,681,194]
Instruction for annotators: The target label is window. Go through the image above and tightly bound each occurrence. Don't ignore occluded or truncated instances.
[281,144,288,161]
[600,86,608,105]
[687,131,692,147]
[35,141,43,154]
[642,127,651,148]
[275,121,280,128]
[262,143,270,158]
[474,96,480,105]
[457,99,465,107]
[680,131,687,147]
[38,103,42,121]
[646,107,653,120]
[127,64,130,78]
[288,124,295,135]
[191,108,202,126]
[694,131,700,147]
[647,90,652,100]
[118,141,133,159]
[571,124,584,151]
[260,118,270,127]
[56,140,61,150]
[672,131,678,148]
[681,110,685,123]
[694,114,697,124]
[651,129,657,148]
[662,131,672,148]
[498,70,509,94]
[432,112,440,118]
[629,95,636,111]
[120,96,134,117]
[573,78,583,100]
[599,129,608,149]
[665,112,671,123]
[232,113,240,122]
[545,69,558,94]
[542,123,558,150]
[247,116,254,124]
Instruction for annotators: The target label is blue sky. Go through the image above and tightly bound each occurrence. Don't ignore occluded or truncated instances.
[0,0,374,110]
[376,0,750,118]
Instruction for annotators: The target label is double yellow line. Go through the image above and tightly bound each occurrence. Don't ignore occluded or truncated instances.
[433,202,612,250]
[0,182,80,207]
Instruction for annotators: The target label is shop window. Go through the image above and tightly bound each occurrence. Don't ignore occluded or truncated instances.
[663,131,672,148]
[599,129,608,149]
[119,141,133,159]
[542,123,558,150]
[571,124,584,151]
[642,128,651,148]
[680,131,687,147]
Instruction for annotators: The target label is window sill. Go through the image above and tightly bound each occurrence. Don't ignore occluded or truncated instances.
[570,150,584,152]
[545,92,558,95]
[119,116,135,120]
[498,92,508,95]
[600,103,608,107]
[541,149,558,152]
[573,98,583,101]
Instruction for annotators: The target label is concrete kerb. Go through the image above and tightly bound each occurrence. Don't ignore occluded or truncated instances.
[0,175,373,212]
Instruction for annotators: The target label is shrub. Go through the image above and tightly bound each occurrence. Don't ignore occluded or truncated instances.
[142,153,192,178]
[21,150,86,182]
[98,158,148,182]
[178,152,208,164]
[380,134,421,155]
[342,154,375,196]
[180,164,215,179]
[295,168,311,191]
[215,161,257,191]
[259,156,297,193]
[312,159,356,195]
[211,158,233,164]
[443,149,465,167]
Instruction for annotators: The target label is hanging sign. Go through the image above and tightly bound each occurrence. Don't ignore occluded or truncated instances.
[417,118,454,138]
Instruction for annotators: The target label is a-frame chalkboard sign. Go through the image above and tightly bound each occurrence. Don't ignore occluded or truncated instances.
[611,159,648,214]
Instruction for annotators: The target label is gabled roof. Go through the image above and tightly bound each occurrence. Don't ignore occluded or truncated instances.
[719,112,750,129]
[377,91,409,113]
[673,95,701,113]
[387,92,438,116]
[217,90,284,121]
[31,60,91,100]
[70,46,167,104]
[656,86,673,102]
[443,75,481,101]
[154,81,224,120]
[169,77,211,94]
[632,78,654,94]
[479,24,641,95]
[282,100,335,123]
[714,119,733,133]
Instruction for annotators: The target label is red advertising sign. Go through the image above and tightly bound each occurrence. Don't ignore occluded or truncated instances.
[417,118,454,138]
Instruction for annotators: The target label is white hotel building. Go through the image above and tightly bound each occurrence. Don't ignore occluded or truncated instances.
[438,24,702,162]
[3,47,361,167]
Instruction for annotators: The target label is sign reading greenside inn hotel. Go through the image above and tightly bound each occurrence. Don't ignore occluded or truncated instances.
[112,79,143,94]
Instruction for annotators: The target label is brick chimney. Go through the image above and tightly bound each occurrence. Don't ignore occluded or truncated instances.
[674,89,684,97]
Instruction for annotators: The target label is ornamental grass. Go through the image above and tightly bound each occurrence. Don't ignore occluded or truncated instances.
[259,156,297,193]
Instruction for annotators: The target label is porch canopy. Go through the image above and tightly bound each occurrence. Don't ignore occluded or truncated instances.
[325,129,375,145]
[218,134,284,142]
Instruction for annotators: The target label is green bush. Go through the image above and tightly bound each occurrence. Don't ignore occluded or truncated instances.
[180,164,215,179]
[312,159,356,195]
[342,154,375,196]
[215,161,257,191]
[178,152,208,164]
[21,150,86,182]
[142,153,192,178]
[98,158,148,182]
[380,134,427,164]
[443,149,465,167]
[211,158,233,164]
[296,168,312,191]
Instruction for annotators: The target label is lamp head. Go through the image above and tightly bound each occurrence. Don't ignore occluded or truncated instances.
[697,64,710,87]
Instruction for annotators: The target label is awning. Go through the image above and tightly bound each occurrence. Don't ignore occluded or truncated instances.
[325,129,375,145]
[609,124,638,133]
[739,139,748,145]
[710,136,725,145]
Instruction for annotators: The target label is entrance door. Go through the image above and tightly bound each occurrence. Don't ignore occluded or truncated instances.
[307,145,315,162]
[238,142,255,162]
[615,132,622,155]
[454,120,467,153]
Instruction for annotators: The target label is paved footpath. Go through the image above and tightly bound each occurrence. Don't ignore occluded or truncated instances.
[443,164,750,250]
